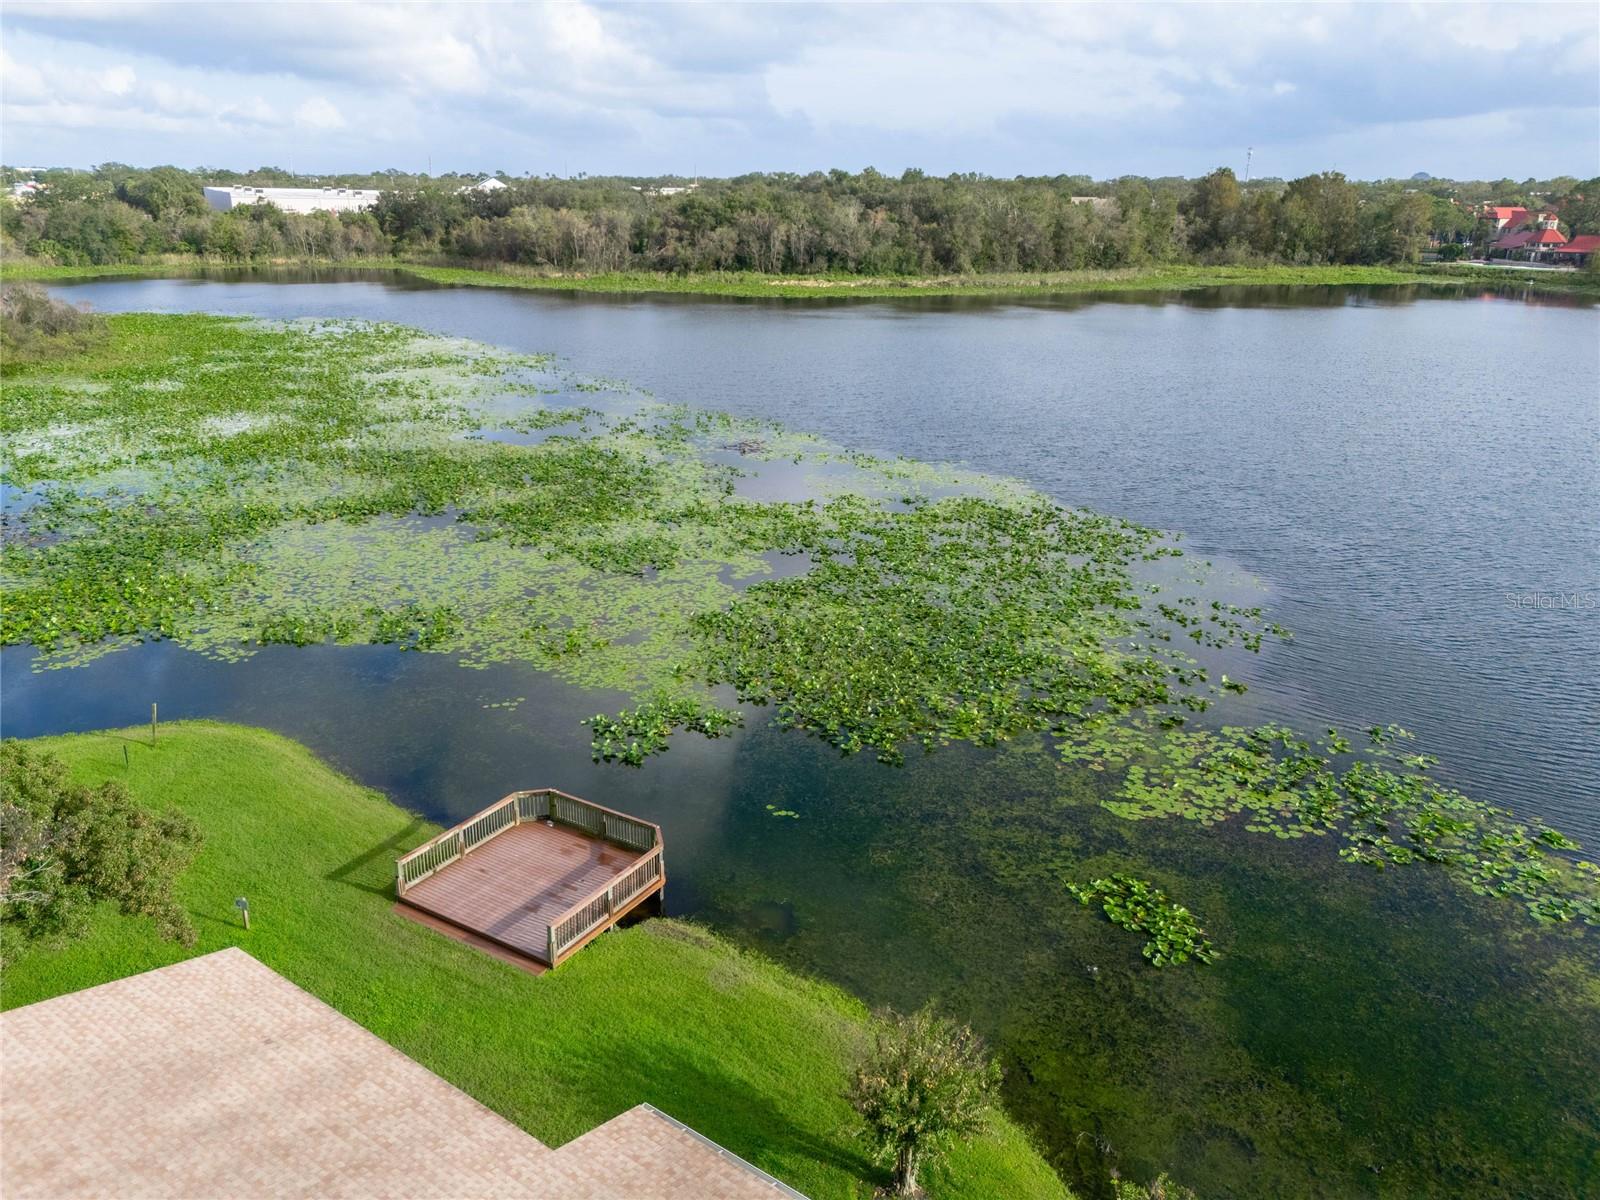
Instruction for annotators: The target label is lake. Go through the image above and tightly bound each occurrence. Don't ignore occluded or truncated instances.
[6,271,1598,1198]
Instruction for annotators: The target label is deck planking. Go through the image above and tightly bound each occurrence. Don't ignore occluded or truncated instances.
[400,821,646,963]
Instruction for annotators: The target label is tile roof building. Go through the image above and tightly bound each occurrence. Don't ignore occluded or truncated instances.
[1550,233,1600,265]
[1487,208,1568,260]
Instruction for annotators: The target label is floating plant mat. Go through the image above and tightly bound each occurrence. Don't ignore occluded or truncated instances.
[2,313,1595,934]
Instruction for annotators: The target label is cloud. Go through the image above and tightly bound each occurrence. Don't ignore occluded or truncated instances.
[99,64,136,96]
[0,2,1594,179]
[294,97,345,132]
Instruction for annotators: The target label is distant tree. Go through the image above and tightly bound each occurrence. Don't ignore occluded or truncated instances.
[1181,167,1244,254]
[1428,195,1474,244]
[120,166,205,220]
[31,171,115,207]
[9,164,1582,274]
[1374,190,1435,263]
[1280,172,1360,262]
[0,741,202,965]
[1556,177,1600,235]
[846,1006,1001,1197]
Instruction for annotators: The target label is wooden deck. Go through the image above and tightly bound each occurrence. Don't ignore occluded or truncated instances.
[396,789,664,968]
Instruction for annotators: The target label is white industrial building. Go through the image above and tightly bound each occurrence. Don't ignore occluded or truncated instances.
[203,185,380,214]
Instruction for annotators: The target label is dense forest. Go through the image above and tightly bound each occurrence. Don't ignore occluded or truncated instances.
[4,162,1597,275]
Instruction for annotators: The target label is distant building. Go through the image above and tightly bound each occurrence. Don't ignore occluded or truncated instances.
[457,177,508,194]
[1478,204,1558,233]
[1485,208,1566,261]
[7,179,42,200]
[203,185,379,214]
[630,182,700,197]
[1549,234,1600,267]
[1490,228,1567,260]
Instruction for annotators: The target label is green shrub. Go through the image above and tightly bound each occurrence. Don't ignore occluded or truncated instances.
[0,282,105,368]
[0,740,202,965]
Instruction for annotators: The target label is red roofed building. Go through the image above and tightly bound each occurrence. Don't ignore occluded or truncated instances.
[1481,204,1534,231]
[1550,233,1600,266]
[1489,210,1567,260]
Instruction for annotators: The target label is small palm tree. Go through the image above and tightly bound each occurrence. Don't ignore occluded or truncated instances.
[846,1005,1001,1197]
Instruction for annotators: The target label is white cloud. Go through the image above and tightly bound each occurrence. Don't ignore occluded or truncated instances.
[0,3,1593,178]
[294,96,345,131]
[763,13,1186,135]
[99,64,135,96]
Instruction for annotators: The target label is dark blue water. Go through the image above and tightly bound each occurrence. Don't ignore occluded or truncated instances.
[23,273,1599,838]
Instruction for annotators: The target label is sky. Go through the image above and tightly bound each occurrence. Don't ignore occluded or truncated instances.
[2,1,1597,182]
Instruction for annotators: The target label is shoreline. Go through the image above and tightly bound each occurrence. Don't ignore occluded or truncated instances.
[2,720,1067,1200]
[6,256,1596,300]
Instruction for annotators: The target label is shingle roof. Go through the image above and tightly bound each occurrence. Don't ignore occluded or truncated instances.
[0,949,806,1200]
[1492,229,1539,250]
[0,948,553,1199]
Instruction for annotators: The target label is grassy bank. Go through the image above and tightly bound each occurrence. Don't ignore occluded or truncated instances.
[396,260,1600,299]
[0,722,1068,1200]
[5,254,1595,299]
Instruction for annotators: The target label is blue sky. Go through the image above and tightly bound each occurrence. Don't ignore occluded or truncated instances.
[2,2,1596,181]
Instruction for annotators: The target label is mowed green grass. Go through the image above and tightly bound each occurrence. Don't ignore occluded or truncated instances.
[1,722,1067,1200]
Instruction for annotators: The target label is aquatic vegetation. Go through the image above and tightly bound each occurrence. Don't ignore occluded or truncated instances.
[4,312,1595,936]
[2,312,1263,734]
[1061,721,1600,927]
[691,494,1266,766]
[1066,874,1217,967]
[586,694,744,766]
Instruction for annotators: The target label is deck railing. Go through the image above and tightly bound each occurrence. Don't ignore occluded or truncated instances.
[396,788,661,899]
[546,843,665,966]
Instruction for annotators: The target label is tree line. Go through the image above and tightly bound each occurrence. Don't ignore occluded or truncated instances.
[4,162,1596,274]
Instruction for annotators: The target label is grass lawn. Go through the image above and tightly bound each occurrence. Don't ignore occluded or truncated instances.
[0,721,1068,1200]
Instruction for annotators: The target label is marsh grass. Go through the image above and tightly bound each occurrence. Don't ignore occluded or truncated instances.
[7,257,1600,299]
